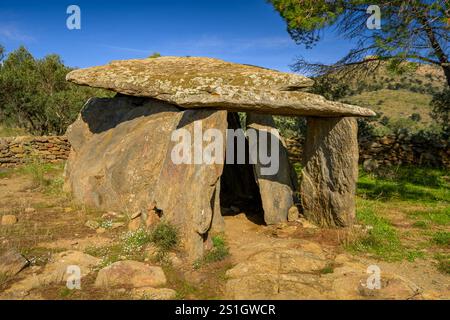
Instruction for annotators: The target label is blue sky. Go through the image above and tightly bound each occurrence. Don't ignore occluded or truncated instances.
[0,0,353,72]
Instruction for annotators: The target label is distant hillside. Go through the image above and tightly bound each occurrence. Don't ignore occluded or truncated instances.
[338,64,447,127]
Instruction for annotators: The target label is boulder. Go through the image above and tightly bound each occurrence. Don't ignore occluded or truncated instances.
[37,251,100,286]
[64,96,235,259]
[66,57,375,117]
[1,215,18,225]
[300,117,359,227]
[0,251,100,298]
[0,250,29,276]
[94,261,167,288]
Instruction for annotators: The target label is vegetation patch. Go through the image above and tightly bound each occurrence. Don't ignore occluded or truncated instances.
[150,222,179,251]
[357,166,449,203]
[434,253,450,274]
[410,207,450,226]
[194,235,230,269]
[348,200,424,262]
[431,231,450,246]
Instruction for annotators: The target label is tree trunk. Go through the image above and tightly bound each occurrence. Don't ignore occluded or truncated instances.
[300,117,358,227]
[442,64,450,88]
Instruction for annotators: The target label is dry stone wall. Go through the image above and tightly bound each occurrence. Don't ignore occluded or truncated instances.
[286,134,450,168]
[1,133,448,169]
[0,136,70,168]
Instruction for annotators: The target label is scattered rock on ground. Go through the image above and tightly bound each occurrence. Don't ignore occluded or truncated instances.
[85,220,100,230]
[288,206,300,222]
[128,218,141,231]
[131,287,176,300]
[0,251,100,298]
[130,211,141,220]
[24,207,36,214]
[1,215,18,225]
[94,260,167,289]
[96,227,106,234]
[298,217,318,229]
[0,249,29,276]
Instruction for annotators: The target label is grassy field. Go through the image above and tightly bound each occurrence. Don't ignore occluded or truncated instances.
[352,166,449,269]
[343,89,433,123]
[0,125,28,137]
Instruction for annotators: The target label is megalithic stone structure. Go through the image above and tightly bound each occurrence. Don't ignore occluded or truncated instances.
[64,56,375,260]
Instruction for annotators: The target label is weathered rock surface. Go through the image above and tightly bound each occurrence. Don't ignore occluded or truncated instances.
[300,117,359,227]
[0,251,99,298]
[36,251,100,286]
[64,96,227,259]
[225,241,422,300]
[246,113,298,225]
[94,261,167,288]
[151,109,228,259]
[0,250,29,276]
[131,287,176,300]
[1,215,18,225]
[66,57,375,117]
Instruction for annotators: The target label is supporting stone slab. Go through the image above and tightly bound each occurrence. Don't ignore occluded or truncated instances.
[300,117,358,227]
[246,113,298,225]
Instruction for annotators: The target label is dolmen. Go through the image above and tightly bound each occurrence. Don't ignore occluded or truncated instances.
[65,56,375,259]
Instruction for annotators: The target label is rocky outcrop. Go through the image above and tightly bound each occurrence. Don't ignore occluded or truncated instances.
[66,57,375,117]
[0,251,100,299]
[94,261,167,289]
[225,240,422,300]
[0,250,29,277]
[300,117,358,227]
[0,136,69,168]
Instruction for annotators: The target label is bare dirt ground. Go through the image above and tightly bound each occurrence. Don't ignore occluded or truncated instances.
[0,167,448,300]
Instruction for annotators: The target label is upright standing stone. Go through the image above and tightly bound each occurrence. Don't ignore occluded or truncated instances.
[300,117,358,227]
[247,113,298,225]
[152,110,228,260]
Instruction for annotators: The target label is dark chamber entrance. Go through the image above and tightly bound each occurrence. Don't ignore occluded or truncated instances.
[219,113,264,224]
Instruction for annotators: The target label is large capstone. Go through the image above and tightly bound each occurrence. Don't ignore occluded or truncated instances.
[66,57,376,117]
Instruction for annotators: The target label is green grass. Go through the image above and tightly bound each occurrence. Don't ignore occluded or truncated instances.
[319,264,335,274]
[85,244,124,268]
[14,158,66,193]
[357,166,450,203]
[431,231,450,246]
[194,235,230,269]
[344,89,433,124]
[434,253,450,274]
[150,222,179,251]
[410,207,450,226]
[0,125,28,137]
[349,201,410,261]
[348,165,449,263]
[121,228,153,255]
[412,221,429,229]
[85,223,179,267]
